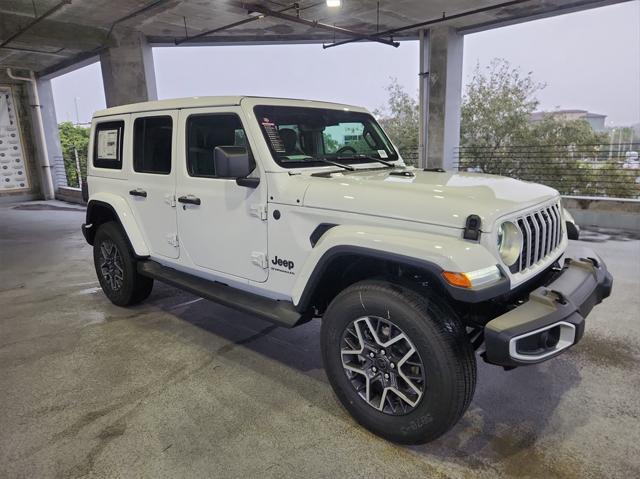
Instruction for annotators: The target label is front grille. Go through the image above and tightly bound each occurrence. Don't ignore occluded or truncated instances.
[512,202,564,273]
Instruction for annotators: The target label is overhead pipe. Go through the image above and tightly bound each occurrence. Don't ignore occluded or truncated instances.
[245,3,399,48]
[6,68,56,200]
[0,46,67,57]
[176,3,293,45]
[323,0,532,49]
[175,12,279,45]
[0,0,73,49]
[175,1,325,45]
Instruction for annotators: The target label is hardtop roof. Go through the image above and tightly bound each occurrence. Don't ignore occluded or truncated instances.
[93,96,368,118]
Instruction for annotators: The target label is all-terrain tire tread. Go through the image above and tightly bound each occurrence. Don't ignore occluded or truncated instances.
[322,279,477,443]
[93,221,153,306]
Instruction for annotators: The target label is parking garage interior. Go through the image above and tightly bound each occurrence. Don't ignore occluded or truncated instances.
[1,1,639,477]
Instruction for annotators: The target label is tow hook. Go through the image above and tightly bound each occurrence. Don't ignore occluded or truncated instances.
[547,289,568,305]
[582,256,600,268]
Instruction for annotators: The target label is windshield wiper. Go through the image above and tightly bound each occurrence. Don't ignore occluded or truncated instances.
[290,155,355,171]
[318,158,355,171]
[336,154,396,168]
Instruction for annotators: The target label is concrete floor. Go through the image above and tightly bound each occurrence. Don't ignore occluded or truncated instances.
[1,201,639,479]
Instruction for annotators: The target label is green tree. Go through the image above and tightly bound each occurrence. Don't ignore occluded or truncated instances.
[457,59,637,198]
[460,59,544,172]
[510,116,610,195]
[374,78,419,164]
[526,116,608,145]
[324,133,340,153]
[58,121,90,187]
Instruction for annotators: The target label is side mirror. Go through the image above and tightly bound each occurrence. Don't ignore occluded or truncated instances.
[213,146,257,184]
[236,177,260,188]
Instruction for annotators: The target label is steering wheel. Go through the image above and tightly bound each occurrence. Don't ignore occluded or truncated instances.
[335,145,357,156]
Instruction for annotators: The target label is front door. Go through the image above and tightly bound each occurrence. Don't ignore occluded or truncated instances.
[127,111,179,259]
[176,107,268,282]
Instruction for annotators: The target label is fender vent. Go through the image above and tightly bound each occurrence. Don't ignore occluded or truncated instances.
[310,223,337,247]
[389,170,415,177]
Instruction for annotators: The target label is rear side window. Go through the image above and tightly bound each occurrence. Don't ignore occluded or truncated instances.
[186,114,247,178]
[133,116,173,174]
[93,121,124,169]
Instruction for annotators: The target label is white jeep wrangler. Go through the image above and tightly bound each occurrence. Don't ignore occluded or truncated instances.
[82,96,612,444]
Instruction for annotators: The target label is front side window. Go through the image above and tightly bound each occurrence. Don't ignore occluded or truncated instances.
[133,116,173,174]
[186,114,249,178]
[93,121,124,169]
[254,105,398,168]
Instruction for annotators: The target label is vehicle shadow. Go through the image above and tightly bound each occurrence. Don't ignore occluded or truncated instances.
[579,227,640,243]
[150,286,325,373]
[410,357,584,472]
[146,283,585,467]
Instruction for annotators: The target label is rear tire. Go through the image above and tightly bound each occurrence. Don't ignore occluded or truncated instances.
[321,279,476,444]
[93,222,153,306]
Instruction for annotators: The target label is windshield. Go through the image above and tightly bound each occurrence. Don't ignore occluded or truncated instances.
[254,105,399,168]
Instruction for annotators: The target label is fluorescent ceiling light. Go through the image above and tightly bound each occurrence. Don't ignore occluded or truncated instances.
[326,0,341,7]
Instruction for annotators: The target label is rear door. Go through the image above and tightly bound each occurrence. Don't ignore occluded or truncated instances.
[126,111,179,259]
[175,107,268,282]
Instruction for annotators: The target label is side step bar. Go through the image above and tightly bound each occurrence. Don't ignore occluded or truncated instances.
[137,260,307,328]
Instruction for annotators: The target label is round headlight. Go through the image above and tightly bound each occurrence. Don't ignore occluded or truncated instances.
[497,221,523,266]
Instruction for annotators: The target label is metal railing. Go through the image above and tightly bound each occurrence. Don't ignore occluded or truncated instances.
[62,147,87,189]
[400,149,420,166]
[455,144,640,199]
[61,142,640,199]
[398,143,640,199]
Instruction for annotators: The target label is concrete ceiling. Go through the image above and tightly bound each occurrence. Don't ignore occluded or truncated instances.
[0,0,629,78]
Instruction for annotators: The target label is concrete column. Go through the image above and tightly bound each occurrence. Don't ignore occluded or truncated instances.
[419,26,464,170]
[100,30,157,107]
[418,29,430,169]
[36,78,67,190]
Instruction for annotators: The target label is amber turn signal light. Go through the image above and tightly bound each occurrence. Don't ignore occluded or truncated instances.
[442,271,473,289]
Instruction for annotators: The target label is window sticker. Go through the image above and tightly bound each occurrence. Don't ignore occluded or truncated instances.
[261,118,285,153]
[97,129,119,159]
[378,149,388,159]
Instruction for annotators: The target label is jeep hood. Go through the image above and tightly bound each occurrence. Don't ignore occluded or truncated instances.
[301,169,559,231]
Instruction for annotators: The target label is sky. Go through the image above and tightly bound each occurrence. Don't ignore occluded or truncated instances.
[52,1,640,127]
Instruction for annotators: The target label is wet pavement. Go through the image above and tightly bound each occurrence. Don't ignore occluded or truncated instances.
[1,201,639,478]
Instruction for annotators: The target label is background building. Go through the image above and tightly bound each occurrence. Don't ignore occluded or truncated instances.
[530,109,607,131]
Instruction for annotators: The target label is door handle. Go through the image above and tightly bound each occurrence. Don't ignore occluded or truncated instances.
[177,195,201,206]
[129,188,147,198]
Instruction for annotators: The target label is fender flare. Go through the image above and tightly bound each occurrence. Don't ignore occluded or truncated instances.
[294,245,509,311]
[84,194,150,257]
[292,225,509,311]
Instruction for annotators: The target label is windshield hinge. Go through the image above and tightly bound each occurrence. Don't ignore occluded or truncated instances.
[251,252,268,269]
[250,204,268,221]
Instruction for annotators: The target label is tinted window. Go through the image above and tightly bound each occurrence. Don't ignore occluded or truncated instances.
[133,116,172,174]
[187,114,247,178]
[93,121,124,169]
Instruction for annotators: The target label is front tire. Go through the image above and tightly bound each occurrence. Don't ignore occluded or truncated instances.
[321,280,476,444]
[93,222,153,306]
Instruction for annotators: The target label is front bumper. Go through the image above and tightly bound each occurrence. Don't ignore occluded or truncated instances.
[483,245,613,367]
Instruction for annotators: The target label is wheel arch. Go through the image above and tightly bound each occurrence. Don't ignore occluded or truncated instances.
[84,194,149,257]
[294,246,446,315]
[292,224,510,315]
